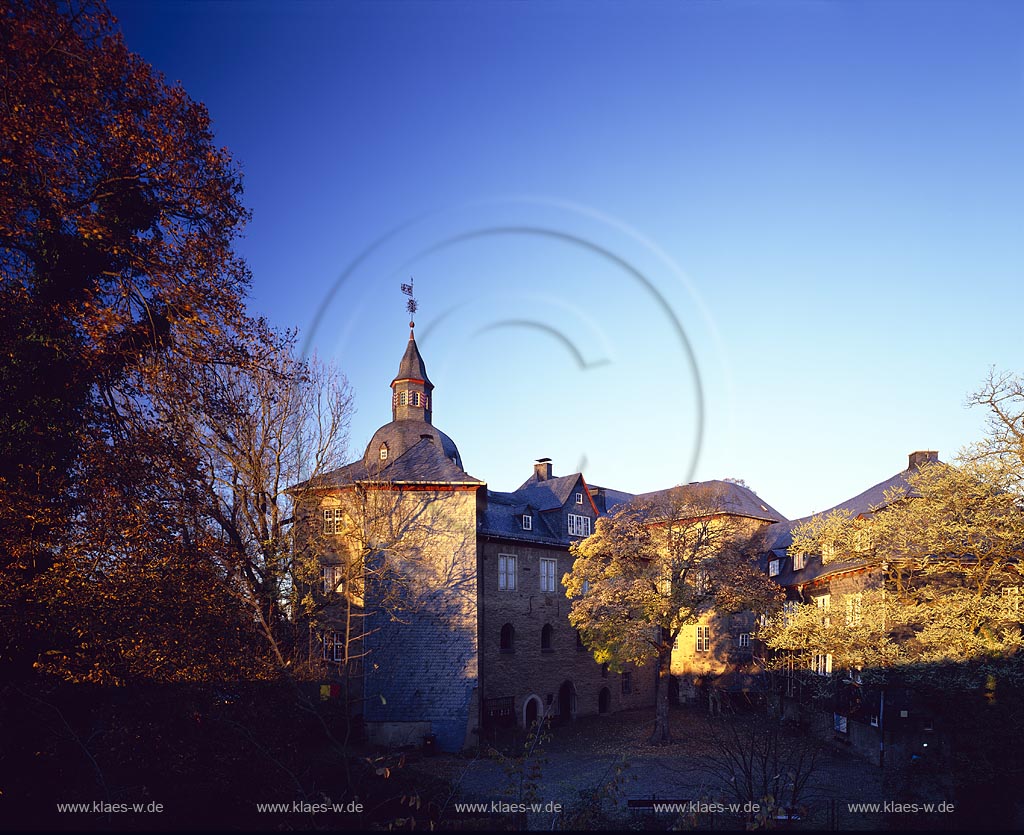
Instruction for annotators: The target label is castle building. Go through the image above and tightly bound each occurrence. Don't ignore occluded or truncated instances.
[307,324,797,751]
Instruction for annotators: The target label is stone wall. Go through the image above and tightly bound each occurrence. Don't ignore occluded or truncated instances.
[478,537,655,727]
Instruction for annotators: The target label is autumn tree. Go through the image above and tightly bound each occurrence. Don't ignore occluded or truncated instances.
[763,455,1024,675]
[564,484,783,744]
[0,0,252,676]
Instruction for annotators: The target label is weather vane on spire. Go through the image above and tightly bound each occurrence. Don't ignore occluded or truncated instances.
[401,277,417,332]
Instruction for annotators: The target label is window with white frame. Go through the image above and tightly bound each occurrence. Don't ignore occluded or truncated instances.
[575,492,584,504]
[782,600,798,625]
[870,714,879,728]
[581,579,590,595]
[696,625,711,652]
[322,508,344,535]
[812,652,833,676]
[845,593,863,626]
[813,593,831,627]
[322,631,343,662]
[399,391,407,406]
[540,558,557,593]
[738,633,751,649]
[522,514,532,531]
[498,554,517,591]
[322,565,344,595]
[768,559,780,577]
[792,552,805,571]
[834,713,848,734]
[567,514,591,537]
[379,443,389,461]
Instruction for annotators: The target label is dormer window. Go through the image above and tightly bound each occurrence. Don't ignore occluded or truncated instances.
[522,514,532,531]
[575,492,584,504]
[768,559,780,577]
[379,443,389,461]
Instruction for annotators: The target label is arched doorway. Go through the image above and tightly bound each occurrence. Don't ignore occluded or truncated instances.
[598,687,611,714]
[557,681,576,723]
[523,695,542,730]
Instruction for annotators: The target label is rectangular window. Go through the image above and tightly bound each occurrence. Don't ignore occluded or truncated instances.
[814,593,831,627]
[575,492,584,504]
[498,554,517,591]
[581,579,590,595]
[322,564,344,595]
[792,552,805,571]
[621,671,632,695]
[522,514,532,531]
[567,513,591,537]
[768,559,780,577]
[812,652,833,676]
[322,631,343,662]
[696,626,711,653]
[322,508,344,535]
[845,593,863,626]
[540,558,557,593]
[870,714,879,728]
[834,713,848,734]
[738,633,751,649]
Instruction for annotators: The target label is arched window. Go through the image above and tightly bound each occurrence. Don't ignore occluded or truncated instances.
[500,623,515,652]
[379,443,388,461]
[541,623,553,652]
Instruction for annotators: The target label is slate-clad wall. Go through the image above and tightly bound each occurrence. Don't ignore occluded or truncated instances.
[360,488,480,752]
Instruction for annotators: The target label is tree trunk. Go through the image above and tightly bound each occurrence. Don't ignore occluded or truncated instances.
[649,647,673,744]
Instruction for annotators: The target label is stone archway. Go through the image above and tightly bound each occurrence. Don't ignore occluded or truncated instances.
[523,694,543,729]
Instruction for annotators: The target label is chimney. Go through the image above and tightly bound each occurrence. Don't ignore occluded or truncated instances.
[908,450,938,470]
[534,457,553,481]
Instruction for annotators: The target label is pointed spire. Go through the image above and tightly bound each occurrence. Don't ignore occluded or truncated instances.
[391,280,433,423]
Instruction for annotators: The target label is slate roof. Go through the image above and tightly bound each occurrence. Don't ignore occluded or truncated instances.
[393,333,432,387]
[364,419,463,469]
[633,480,788,524]
[513,473,589,512]
[588,485,635,514]
[478,490,564,544]
[311,436,483,488]
[761,460,938,588]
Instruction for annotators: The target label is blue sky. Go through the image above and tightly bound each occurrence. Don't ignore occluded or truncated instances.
[111,0,1024,519]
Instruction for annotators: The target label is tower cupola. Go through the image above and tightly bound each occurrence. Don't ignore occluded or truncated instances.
[391,325,434,423]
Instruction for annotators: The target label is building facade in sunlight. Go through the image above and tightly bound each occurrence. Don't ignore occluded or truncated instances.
[303,324,810,751]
